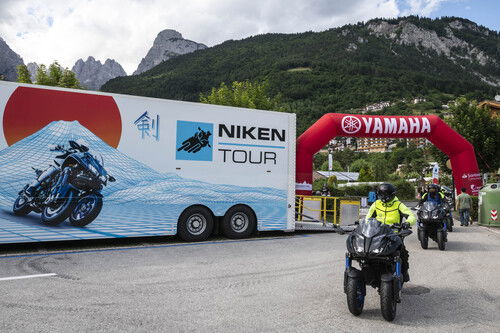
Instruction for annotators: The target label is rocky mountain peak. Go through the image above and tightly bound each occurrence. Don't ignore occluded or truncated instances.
[365,18,499,86]
[133,29,207,75]
[0,37,24,81]
[26,62,39,82]
[72,56,126,90]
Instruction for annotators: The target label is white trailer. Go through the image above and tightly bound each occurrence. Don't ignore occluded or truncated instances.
[0,81,296,244]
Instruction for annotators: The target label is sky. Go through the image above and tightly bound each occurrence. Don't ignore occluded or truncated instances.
[0,0,498,74]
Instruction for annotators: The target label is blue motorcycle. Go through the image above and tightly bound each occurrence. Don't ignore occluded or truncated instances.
[13,140,115,227]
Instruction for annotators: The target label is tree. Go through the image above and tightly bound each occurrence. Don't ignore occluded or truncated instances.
[349,158,371,172]
[35,64,51,85]
[368,153,389,181]
[448,98,500,171]
[58,68,82,89]
[358,166,375,181]
[200,80,283,111]
[48,61,63,86]
[16,65,32,83]
[320,160,343,171]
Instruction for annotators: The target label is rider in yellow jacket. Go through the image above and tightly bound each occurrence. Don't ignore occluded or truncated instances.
[366,183,416,281]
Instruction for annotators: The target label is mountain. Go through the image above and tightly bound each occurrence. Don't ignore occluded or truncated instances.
[133,29,207,75]
[0,37,24,81]
[26,62,38,82]
[101,16,500,133]
[72,56,127,90]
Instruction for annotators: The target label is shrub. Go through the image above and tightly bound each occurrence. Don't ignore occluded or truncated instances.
[471,196,478,221]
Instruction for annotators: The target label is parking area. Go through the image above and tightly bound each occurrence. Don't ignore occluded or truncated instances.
[0,224,499,332]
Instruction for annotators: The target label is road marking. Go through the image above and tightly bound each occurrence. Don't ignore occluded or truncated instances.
[0,234,311,260]
[0,273,57,281]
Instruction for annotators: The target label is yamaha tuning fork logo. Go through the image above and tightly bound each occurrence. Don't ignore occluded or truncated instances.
[176,121,213,161]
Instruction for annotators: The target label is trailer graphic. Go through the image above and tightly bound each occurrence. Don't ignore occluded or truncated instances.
[0,82,296,244]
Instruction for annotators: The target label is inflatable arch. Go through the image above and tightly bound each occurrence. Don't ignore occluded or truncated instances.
[296,114,481,196]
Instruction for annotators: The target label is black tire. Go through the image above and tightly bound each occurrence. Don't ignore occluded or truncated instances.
[41,191,77,226]
[419,229,428,249]
[13,195,31,216]
[69,194,103,227]
[437,230,446,251]
[346,277,365,316]
[380,281,397,322]
[177,206,214,242]
[448,218,453,232]
[222,205,257,239]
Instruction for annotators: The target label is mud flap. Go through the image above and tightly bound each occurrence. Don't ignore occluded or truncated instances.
[344,267,364,294]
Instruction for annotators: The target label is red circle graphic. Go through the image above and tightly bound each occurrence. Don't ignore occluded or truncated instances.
[3,86,121,148]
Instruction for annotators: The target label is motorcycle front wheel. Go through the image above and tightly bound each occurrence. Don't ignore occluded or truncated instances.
[346,277,365,316]
[418,229,428,249]
[13,195,32,216]
[437,230,446,251]
[380,281,397,322]
[69,194,103,227]
[41,191,77,226]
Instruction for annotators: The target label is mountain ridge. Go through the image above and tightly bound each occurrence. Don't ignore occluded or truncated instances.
[101,16,499,133]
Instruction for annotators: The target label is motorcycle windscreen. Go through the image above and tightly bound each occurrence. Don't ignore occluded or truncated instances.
[358,218,382,238]
[422,201,439,211]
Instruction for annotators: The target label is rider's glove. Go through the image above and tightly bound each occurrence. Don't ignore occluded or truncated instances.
[402,222,410,230]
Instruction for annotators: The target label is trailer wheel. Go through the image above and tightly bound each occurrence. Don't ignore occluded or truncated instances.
[177,206,214,242]
[222,205,256,239]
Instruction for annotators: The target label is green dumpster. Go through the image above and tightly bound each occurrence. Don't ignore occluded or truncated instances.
[478,183,500,227]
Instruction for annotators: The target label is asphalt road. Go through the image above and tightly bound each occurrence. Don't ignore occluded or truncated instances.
[0,224,499,332]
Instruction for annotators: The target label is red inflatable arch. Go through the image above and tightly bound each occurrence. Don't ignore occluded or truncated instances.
[296,114,481,196]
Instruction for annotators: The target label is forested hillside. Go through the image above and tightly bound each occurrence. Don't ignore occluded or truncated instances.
[102,16,499,133]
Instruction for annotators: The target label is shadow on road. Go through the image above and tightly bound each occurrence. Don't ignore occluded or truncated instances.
[353,286,499,329]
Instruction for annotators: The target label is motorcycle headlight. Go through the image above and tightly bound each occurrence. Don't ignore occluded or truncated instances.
[353,235,365,253]
[420,211,429,219]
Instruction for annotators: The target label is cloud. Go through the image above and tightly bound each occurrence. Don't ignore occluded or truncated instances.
[400,0,448,16]
[0,0,436,74]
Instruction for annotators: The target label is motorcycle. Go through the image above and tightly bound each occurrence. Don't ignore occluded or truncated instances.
[177,127,211,153]
[416,201,448,250]
[344,218,412,321]
[13,140,115,227]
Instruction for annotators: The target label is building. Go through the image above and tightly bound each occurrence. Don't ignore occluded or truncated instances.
[355,137,391,152]
[479,100,500,117]
[328,137,357,151]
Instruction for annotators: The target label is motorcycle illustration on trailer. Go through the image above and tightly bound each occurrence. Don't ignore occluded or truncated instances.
[13,140,115,227]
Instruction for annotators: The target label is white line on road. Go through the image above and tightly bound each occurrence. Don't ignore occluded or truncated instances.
[0,273,57,281]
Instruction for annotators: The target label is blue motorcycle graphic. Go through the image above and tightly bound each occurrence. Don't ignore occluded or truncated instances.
[13,140,115,227]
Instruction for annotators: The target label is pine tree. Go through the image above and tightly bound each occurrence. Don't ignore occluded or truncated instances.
[16,65,32,83]
[35,64,51,85]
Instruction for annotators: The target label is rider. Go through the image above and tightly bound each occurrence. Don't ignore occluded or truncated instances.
[25,144,72,197]
[365,183,416,282]
[420,184,444,205]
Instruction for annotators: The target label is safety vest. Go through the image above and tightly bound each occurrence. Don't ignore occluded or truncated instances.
[373,199,404,225]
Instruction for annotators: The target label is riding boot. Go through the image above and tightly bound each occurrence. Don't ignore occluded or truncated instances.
[400,246,410,282]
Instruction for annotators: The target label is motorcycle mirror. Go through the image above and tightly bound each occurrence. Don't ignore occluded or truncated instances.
[79,145,89,152]
[108,176,116,182]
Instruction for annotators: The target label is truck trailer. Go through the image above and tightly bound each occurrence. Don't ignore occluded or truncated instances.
[0,81,296,244]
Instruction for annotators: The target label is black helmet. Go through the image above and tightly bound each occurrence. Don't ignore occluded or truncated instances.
[427,184,440,193]
[377,183,396,203]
